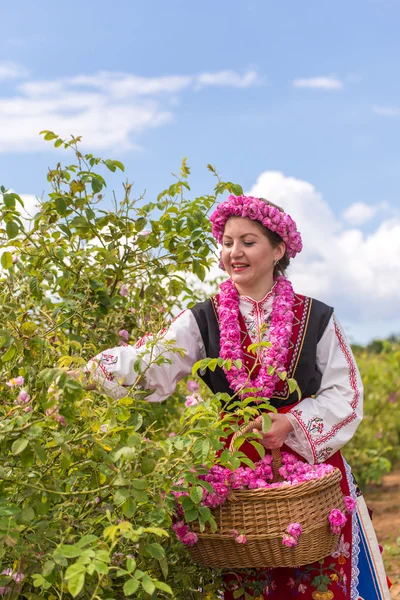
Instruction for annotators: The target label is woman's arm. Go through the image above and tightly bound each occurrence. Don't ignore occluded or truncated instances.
[83,310,206,401]
[284,314,363,464]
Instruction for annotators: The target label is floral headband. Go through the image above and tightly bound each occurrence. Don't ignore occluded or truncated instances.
[210,194,303,258]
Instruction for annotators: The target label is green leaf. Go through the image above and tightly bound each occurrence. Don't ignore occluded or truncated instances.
[76,534,98,548]
[184,508,198,522]
[155,581,173,594]
[262,413,271,433]
[2,193,16,208]
[122,497,136,518]
[65,563,86,580]
[130,479,147,490]
[55,544,83,558]
[93,560,108,575]
[123,578,139,595]
[145,542,165,560]
[43,131,57,141]
[6,221,19,239]
[41,560,55,577]
[113,488,130,506]
[1,251,13,270]
[141,574,155,594]
[159,556,168,579]
[126,557,136,573]
[67,573,85,598]
[55,197,67,216]
[250,441,265,459]
[32,574,46,587]
[2,345,16,362]
[130,489,149,503]
[91,176,104,193]
[20,506,35,523]
[189,485,203,504]
[12,438,29,455]
[141,456,155,474]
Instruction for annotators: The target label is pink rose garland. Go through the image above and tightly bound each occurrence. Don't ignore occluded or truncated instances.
[210,195,303,259]
[218,276,295,399]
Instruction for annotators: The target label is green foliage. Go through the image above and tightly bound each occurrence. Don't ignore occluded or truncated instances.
[343,344,400,486]
[0,135,251,598]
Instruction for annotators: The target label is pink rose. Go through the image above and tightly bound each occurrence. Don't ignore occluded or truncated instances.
[186,379,199,392]
[181,532,198,546]
[172,521,188,538]
[343,496,357,514]
[119,284,128,297]
[328,509,347,532]
[185,394,201,407]
[235,534,247,544]
[6,376,24,387]
[17,390,30,404]
[282,534,298,547]
[118,329,129,341]
[286,522,302,538]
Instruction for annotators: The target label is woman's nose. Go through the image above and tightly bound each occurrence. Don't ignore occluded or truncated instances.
[231,243,244,257]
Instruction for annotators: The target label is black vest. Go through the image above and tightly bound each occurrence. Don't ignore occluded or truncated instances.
[190,294,333,410]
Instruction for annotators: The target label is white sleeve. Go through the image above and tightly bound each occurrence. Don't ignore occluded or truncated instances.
[284,314,363,464]
[84,310,206,401]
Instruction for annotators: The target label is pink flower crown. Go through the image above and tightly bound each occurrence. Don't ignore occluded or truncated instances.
[210,194,303,258]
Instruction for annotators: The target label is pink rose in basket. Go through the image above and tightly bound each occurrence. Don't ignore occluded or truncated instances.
[328,509,347,534]
[282,534,298,547]
[286,522,303,538]
[235,534,248,544]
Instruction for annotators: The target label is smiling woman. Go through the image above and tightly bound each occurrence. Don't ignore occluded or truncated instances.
[86,194,391,599]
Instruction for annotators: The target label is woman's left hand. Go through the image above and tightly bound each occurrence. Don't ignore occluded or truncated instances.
[252,413,294,449]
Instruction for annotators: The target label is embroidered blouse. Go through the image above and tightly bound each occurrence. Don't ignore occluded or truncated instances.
[85,291,363,465]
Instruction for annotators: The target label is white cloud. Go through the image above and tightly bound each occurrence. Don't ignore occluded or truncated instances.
[293,76,343,90]
[342,202,376,226]
[342,201,392,226]
[372,105,400,117]
[0,69,261,153]
[0,61,27,81]
[247,171,400,332]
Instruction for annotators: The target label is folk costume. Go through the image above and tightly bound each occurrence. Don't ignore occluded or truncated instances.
[86,196,391,600]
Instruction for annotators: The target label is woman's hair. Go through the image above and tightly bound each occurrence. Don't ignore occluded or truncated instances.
[255,198,290,276]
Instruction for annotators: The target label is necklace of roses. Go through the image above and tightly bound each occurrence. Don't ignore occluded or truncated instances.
[218,276,295,399]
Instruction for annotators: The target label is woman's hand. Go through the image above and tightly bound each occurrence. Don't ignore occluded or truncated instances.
[252,413,294,449]
[67,369,97,391]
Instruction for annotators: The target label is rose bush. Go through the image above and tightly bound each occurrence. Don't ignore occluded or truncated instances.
[343,342,400,485]
[0,133,257,599]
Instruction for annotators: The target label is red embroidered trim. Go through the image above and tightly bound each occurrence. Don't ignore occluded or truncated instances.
[290,317,361,458]
[291,409,318,463]
[314,318,360,447]
[98,362,114,382]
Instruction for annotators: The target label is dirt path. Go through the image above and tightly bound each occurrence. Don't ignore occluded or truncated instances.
[364,467,400,600]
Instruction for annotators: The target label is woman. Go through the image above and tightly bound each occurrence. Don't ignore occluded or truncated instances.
[84,195,391,600]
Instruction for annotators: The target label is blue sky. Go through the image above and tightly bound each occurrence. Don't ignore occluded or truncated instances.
[1,0,400,343]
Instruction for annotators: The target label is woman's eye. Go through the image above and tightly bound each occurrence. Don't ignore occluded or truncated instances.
[244,242,255,246]
[223,242,233,247]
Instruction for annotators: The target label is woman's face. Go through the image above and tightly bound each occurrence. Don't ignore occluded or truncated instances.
[221,217,285,294]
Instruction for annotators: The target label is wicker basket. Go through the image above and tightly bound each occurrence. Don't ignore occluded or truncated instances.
[188,421,345,569]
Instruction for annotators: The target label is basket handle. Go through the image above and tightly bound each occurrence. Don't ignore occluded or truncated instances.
[229,419,283,482]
